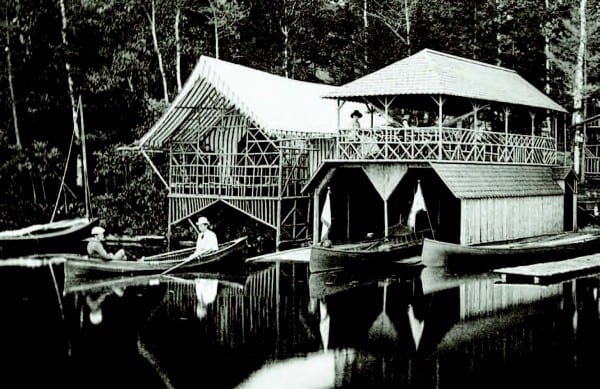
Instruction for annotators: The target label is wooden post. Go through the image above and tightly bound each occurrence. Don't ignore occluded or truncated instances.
[384,199,389,238]
[503,107,510,135]
[433,95,444,160]
[276,147,283,249]
[312,191,320,245]
[529,111,536,136]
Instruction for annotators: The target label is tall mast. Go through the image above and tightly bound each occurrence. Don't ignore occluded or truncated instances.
[79,96,92,219]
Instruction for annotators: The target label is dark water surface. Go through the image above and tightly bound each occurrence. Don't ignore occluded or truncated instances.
[1,258,599,388]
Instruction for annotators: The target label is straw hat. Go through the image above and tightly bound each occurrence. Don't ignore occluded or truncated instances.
[196,216,210,226]
[91,226,105,236]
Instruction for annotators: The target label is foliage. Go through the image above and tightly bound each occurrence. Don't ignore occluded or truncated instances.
[92,144,168,235]
[1,0,599,235]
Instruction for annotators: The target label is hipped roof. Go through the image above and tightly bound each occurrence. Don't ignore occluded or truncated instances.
[431,163,563,199]
[325,49,566,113]
[137,56,372,149]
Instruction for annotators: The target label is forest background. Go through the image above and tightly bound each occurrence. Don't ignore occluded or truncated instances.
[0,0,599,240]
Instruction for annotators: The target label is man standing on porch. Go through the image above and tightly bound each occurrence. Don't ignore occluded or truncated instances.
[188,216,218,259]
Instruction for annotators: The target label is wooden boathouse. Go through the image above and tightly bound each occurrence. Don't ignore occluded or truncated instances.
[303,49,574,246]
[137,49,574,248]
[135,56,381,248]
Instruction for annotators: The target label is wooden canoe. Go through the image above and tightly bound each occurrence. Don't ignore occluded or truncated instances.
[64,236,248,282]
[309,230,427,273]
[421,231,600,272]
[0,217,99,258]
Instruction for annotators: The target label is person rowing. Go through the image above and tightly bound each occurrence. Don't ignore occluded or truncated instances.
[186,216,218,260]
[87,226,127,261]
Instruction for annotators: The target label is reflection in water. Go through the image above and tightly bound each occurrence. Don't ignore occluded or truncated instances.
[194,278,219,319]
[2,259,600,387]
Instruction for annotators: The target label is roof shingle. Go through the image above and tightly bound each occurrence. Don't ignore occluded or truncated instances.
[325,49,566,113]
[430,162,563,199]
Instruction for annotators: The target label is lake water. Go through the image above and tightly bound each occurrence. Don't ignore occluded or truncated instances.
[1,259,599,388]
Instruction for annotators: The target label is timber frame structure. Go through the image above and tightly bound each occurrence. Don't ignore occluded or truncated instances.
[136,56,366,248]
[138,49,573,248]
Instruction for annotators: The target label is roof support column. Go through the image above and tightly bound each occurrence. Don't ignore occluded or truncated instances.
[503,107,510,135]
[471,101,482,131]
[432,95,445,160]
[529,111,536,136]
[377,96,396,126]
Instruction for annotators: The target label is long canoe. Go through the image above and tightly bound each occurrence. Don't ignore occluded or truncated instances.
[421,231,600,272]
[309,230,428,273]
[64,236,248,282]
[0,217,99,258]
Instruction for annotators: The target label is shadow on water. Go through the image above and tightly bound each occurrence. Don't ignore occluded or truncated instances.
[2,256,600,388]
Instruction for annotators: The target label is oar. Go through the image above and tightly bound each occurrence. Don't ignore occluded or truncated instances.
[368,280,398,343]
[160,253,201,275]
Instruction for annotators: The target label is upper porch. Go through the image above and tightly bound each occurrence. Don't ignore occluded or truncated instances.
[331,125,556,165]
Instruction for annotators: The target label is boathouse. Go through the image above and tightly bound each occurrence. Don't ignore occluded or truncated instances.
[136,56,382,247]
[303,49,574,246]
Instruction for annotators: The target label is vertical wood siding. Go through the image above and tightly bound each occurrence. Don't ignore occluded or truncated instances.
[460,196,563,245]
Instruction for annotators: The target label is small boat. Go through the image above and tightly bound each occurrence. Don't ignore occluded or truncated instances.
[309,231,427,273]
[63,236,248,282]
[0,217,99,258]
[421,231,600,272]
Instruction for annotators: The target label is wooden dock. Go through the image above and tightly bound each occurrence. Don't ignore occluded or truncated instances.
[245,246,311,264]
[494,253,600,285]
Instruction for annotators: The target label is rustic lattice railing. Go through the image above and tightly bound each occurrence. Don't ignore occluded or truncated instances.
[335,127,556,165]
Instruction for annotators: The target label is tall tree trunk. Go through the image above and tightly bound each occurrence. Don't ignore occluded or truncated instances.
[404,0,411,54]
[573,0,586,124]
[147,0,169,103]
[58,0,79,140]
[5,3,21,149]
[175,6,182,92]
[209,1,219,59]
[282,24,289,78]
[544,0,551,95]
[363,0,368,72]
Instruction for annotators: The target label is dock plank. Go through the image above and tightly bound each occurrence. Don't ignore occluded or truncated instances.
[494,253,600,285]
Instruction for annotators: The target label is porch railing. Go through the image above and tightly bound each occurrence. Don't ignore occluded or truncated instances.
[585,145,600,176]
[334,127,557,165]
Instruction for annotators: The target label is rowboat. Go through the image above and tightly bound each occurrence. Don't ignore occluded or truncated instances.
[421,231,600,272]
[0,217,99,258]
[64,236,248,282]
[309,230,428,273]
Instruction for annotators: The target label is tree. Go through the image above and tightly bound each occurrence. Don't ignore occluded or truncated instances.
[194,0,248,59]
[368,0,417,55]
[3,1,21,148]
[550,0,600,121]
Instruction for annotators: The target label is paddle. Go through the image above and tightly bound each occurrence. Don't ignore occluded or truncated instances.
[159,253,202,275]
[368,280,398,343]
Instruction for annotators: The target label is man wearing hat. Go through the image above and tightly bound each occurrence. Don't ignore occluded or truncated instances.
[188,216,219,259]
[87,226,127,261]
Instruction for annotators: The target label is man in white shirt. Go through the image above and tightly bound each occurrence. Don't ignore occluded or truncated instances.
[189,216,218,258]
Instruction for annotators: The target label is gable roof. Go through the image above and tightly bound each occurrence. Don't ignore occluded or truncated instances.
[137,56,375,149]
[430,162,563,199]
[325,49,566,113]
